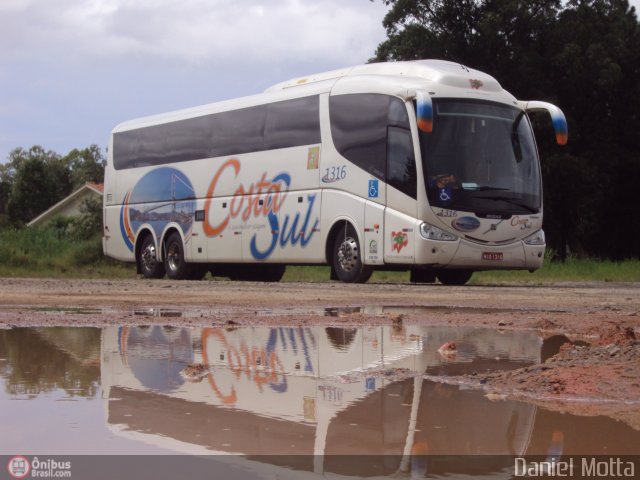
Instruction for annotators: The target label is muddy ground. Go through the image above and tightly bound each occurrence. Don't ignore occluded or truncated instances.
[1,277,639,427]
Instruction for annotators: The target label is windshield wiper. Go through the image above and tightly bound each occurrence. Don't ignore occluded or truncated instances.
[477,195,539,213]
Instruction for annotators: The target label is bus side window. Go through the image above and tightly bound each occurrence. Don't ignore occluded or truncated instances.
[387,126,417,199]
[329,94,388,181]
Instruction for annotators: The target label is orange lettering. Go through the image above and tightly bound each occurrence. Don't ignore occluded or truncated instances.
[203,159,240,237]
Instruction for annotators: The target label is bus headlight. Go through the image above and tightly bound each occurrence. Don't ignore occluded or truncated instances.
[524,229,545,245]
[420,222,458,241]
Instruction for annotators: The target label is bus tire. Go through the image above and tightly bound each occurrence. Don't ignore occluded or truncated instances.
[164,232,191,280]
[139,235,165,279]
[436,269,473,286]
[332,224,373,283]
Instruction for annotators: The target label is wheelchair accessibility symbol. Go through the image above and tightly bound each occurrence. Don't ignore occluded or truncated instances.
[368,179,379,198]
[439,187,452,202]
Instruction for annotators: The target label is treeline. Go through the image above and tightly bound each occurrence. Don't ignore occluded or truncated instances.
[0,145,105,228]
[372,0,640,260]
[0,145,110,275]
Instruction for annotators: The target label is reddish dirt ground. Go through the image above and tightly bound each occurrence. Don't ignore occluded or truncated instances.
[1,277,639,426]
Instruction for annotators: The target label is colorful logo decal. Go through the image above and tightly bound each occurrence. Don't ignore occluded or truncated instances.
[202,159,319,260]
[511,216,532,230]
[368,179,379,198]
[119,167,196,252]
[452,216,481,232]
[391,231,408,253]
[307,146,320,170]
[469,79,483,90]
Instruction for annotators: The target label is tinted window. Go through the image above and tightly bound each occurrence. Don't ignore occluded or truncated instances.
[329,94,410,181]
[113,96,320,170]
[387,126,417,198]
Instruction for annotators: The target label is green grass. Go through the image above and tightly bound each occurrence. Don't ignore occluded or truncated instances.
[281,259,640,284]
[471,258,640,284]
[1,226,638,282]
[0,226,134,278]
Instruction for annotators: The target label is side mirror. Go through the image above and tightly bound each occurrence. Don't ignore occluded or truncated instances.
[416,91,433,133]
[518,101,568,146]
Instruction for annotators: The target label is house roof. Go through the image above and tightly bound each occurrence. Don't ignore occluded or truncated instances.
[27,182,104,227]
[86,182,104,193]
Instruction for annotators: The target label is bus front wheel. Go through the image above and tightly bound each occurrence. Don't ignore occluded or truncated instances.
[332,224,373,283]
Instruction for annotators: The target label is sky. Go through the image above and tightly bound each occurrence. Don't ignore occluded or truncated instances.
[0,0,390,163]
[1,0,639,164]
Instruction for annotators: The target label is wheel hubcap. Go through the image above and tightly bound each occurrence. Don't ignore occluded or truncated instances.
[141,244,158,272]
[337,237,359,272]
[167,243,181,272]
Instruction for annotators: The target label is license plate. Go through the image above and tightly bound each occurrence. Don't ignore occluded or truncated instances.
[482,252,503,261]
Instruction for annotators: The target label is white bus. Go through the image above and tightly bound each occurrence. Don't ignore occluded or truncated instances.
[103,59,568,284]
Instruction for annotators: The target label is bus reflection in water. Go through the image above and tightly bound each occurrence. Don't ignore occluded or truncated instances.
[100,324,572,477]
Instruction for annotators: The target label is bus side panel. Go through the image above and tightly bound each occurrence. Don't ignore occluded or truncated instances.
[215,146,321,263]
[188,198,208,262]
[103,143,137,263]
[202,195,244,263]
[364,201,385,265]
[103,203,136,262]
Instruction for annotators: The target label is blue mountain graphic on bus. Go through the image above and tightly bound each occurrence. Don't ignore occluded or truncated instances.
[120,167,196,250]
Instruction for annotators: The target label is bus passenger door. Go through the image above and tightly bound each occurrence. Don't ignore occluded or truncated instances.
[384,125,418,264]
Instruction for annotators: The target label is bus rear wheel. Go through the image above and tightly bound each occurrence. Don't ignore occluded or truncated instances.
[436,269,473,286]
[139,235,165,279]
[332,224,373,283]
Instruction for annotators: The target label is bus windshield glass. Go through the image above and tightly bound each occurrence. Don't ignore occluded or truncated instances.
[419,99,541,215]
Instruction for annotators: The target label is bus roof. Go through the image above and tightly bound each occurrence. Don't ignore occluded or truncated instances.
[265,59,503,94]
[113,60,511,134]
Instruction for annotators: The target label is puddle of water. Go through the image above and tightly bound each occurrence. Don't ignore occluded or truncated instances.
[0,325,638,477]
[22,303,569,321]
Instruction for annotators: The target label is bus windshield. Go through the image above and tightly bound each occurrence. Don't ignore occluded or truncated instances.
[419,99,541,215]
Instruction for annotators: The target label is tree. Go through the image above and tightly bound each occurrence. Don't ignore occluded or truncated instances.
[0,164,12,228]
[2,144,107,227]
[64,144,106,190]
[372,0,640,259]
[5,146,72,226]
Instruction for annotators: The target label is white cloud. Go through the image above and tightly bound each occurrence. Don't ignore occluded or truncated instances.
[1,0,389,67]
[0,0,390,161]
